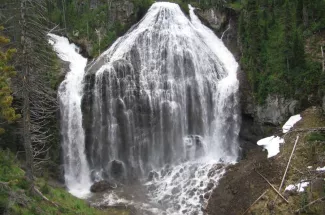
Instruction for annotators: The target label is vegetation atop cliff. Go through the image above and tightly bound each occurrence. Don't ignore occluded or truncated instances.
[48,0,155,57]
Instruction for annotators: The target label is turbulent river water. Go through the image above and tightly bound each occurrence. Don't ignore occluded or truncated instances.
[49,2,240,214]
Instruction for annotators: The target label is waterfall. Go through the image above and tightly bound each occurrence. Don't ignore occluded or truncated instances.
[83,2,239,182]
[51,1,240,214]
[48,34,92,198]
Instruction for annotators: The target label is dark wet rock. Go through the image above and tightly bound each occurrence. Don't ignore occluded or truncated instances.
[206,182,214,190]
[171,187,180,195]
[208,163,225,177]
[204,192,211,199]
[90,180,116,193]
[172,172,180,180]
[161,169,167,177]
[188,190,195,197]
[174,204,181,210]
[110,160,125,178]
[148,171,159,181]
[200,181,204,187]
[147,184,156,192]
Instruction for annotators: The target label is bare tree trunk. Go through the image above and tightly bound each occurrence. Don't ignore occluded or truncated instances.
[302,1,308,28]
[62,0,67,34]
[22,85,34,181]
[321,46,324,73]
[20,0,34,183]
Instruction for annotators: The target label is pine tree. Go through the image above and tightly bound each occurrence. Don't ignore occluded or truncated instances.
[0,26,20,135]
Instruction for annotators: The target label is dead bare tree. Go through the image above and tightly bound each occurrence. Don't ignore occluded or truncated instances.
[2,0,58,184]
[321,46,324,73]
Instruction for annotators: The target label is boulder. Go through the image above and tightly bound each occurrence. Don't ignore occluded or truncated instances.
[171,187,180,195]
[90,180,116,193]
[148,171,159,181]
[204,192,211,199]
[110,160,125,178]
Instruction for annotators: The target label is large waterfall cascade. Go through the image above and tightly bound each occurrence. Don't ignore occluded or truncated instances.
[84,2,240,180]
[51,2,240,214]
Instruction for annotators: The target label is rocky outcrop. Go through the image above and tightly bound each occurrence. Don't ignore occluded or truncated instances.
[256,95,299,125]
[196,7,240,59]
[197,8,227,31]
[90,180,116,193]
[109,0,135,23]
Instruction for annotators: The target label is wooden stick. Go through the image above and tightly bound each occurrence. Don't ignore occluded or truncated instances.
[255,169,289,204]
[241,190,267,215]
[295,196,325,214]
[278,136,300,193]
[34,187,59,208]
[286,127,325,133]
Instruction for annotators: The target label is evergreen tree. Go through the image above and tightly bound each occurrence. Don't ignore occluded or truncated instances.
[0,27,20,135]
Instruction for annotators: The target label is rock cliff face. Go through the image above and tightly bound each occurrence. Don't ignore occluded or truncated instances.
[256,95,299,125]
[108,0,135,24]
[196,7,239,59]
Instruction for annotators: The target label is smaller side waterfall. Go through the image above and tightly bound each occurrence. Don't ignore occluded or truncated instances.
[49,34,91,198]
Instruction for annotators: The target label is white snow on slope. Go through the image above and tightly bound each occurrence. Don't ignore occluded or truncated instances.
[257,136,284,158]
[316,166,325,172]
[285,181,309,192]
[282,114,302,133]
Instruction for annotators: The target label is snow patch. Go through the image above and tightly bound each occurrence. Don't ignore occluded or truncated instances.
[285,181,309,192]
[316,166,325,172]
[282,114,302,133]
[257,136,284,158]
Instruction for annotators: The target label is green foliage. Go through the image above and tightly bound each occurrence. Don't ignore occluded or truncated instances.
[48,0,156,57]
[0,149,131,215]
[40,182,50,195]
[0,149,24,182]
[306,132,325,142]
[0,27,20,134]
[238,0,325,103]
